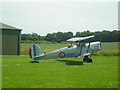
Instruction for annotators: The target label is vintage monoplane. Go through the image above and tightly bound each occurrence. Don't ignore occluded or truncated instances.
[29,35,101,62]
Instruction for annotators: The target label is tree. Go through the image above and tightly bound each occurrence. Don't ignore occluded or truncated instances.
[55,32,65,43]
[21,30,120,42]
[45,33,55,42]
[31,33,38,41]
[75,30,93,37]
[64,32,73,39]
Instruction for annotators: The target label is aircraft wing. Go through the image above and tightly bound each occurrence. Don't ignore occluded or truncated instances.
[67,35,94,42]
[77,53,91,58]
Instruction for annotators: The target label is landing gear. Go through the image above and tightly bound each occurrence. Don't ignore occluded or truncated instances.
[83,56,92,63]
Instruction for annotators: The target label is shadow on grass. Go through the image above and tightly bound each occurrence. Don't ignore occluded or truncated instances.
[30,60,39,63]
[57,60,83,65]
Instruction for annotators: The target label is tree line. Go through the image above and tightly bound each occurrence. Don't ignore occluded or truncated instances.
[21,30,120,42]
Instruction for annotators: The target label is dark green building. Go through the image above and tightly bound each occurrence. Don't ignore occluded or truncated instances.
[0,23,22,55]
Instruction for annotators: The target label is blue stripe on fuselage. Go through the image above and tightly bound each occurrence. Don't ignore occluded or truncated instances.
[33,45,36,57]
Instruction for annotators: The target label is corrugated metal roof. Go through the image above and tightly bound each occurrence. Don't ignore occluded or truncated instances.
[0,22,22,30]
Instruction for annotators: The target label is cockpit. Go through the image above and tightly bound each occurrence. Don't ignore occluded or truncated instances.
[77,42,86,47]
[68,43,73,48]
[68,42,86,48]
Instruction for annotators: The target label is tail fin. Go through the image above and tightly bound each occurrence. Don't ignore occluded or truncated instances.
[29,44,44,60]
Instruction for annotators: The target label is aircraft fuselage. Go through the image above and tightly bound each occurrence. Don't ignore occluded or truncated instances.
[36,41,101,60]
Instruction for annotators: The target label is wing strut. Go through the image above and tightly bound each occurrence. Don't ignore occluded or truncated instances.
[78,42,83,56]
[87,42,90,53]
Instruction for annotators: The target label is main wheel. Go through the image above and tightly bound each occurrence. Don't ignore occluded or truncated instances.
[83,56,92,63]
[86,58,92,63]
[83,56,88,62]
[83,57,87,62]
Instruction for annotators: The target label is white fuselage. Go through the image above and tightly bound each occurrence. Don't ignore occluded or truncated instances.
[37,41,101,60]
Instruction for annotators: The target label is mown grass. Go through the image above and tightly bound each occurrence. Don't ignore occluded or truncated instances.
[2,56,118,88]
[21,42,119,56]
[2,42,119,88]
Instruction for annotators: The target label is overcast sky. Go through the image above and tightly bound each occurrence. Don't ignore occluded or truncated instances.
[1,1,118,36]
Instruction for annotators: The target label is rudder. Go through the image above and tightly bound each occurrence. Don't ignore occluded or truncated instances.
[29,44,44,60]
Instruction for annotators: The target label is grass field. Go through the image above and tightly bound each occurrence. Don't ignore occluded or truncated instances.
[2,56,118,88]
[2,42,119,88]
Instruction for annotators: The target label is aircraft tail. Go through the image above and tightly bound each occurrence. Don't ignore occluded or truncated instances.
[29,44,45,60]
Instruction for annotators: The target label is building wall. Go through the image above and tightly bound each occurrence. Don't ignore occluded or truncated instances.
[2,29,21,55]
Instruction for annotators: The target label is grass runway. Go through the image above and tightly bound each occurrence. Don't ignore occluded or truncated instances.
[2,56,118,88]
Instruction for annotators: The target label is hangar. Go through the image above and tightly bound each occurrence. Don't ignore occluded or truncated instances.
[0,23,22,55]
